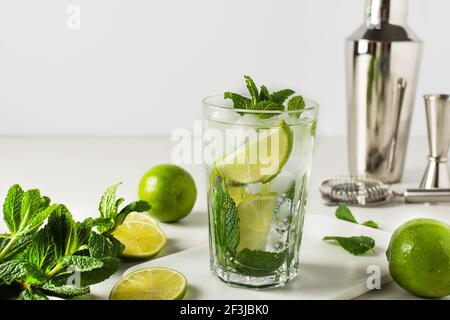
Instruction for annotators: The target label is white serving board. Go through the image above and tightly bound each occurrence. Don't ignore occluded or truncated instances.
[125,215,393,300]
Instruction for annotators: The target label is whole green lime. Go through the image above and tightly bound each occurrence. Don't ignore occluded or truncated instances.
[386,218,450,298]
[138,164,197,222]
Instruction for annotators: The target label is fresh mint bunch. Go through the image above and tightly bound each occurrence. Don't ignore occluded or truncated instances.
[0,183,151,300]
[224,75,306,118]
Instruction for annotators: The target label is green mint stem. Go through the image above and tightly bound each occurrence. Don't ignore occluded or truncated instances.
[0,206,31,261]
[0,235,18,261]
[46,262,65,279]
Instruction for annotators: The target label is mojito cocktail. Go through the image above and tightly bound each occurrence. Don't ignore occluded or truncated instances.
[203,77,318,288]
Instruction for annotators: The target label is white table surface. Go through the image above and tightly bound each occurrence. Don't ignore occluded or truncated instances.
[0,136,448,300]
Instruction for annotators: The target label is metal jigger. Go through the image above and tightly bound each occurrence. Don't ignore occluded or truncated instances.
[420,94,450,189]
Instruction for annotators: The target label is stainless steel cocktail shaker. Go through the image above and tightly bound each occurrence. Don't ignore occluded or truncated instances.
[346,0,423,183]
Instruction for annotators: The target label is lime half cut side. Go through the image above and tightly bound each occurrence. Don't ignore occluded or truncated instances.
[112,212,166,260]
[237,193,278,251]
[215,119,293,184]
[110,267,187,300]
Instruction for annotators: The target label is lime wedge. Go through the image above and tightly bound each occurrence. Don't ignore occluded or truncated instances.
[215,120,293,184]
[112,212,166,260]
[110,267,187,300]
[237,193,278,251]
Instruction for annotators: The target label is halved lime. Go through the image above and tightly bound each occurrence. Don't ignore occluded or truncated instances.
[124,211,159,226]
[215,120,293,184]
[112,212,166,260]
[109,267,187,300]
[236,193,278,251]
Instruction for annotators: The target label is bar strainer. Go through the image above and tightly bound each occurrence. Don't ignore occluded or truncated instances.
[319,176,450,207]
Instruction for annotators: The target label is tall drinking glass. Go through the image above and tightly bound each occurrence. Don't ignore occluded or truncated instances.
[203,95,319,288]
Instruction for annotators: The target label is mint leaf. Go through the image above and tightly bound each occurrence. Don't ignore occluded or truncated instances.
[75,257,119,286]
[20,190,49,227]
[0,260,45,285]
[23,204,57,235]
[49,257,119,287]
[24,228,55,271]
[62,256,103,272]
[96,184,151,234]
[286,182,295,201]
[213,174,239,254]
[20,289,48,300]
[234,249,287,276]
[255,101,285,119]
[0,236,7,254]
[224,92,252,109]
[259,85,270,101]
[335,205,357,223]
[99,183,122,220]
[287,95,305,112]
[0,185,53,261]
[92,217,115,234]
[25,205,92,273]
[42,282,90,299]
[3,186,50,236]
[2,233,36,261]
[88,232,124,259]
[116,200,151,226]
[3,185,24,234]
[254,100,285,111]
[223,192,239,254]
[362,220,379,229]
[322,236,375,255]
[270,89,295,104]
[244,75,259,104]
[47,206,90,260]
[335,205,378,229]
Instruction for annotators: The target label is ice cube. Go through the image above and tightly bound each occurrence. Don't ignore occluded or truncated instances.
[233,114,261,126]
[269,171,295,194]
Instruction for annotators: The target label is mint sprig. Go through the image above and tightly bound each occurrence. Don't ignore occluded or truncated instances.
[94,182,151,234]
[224,75,306,119]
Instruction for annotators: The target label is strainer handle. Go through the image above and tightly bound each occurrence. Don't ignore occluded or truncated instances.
[404,189,450,203]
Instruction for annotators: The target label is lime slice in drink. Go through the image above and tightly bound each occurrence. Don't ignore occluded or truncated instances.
[112,212,166,260]
[237,193,278,251]
[227,184,246,205]
[215,120,293,184]
[109,267,187,300]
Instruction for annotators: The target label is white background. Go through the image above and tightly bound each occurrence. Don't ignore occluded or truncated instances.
[0,0,448,137]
